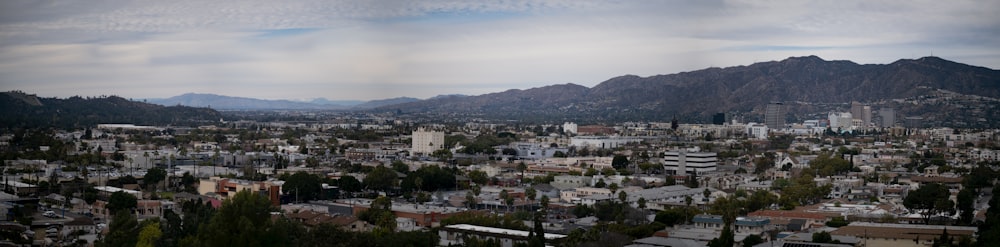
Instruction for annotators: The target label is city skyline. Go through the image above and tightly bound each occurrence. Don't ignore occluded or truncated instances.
[1,0,998,101]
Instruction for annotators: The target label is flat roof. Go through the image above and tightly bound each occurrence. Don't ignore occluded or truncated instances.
[444,224,567,240]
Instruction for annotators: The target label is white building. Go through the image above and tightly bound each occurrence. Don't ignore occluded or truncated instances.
[662,150,718,176]
[569,136,639,149]
[829,112,853,130]
[747,123,768,139]
[562,122,578,135]
[411,129,445,155]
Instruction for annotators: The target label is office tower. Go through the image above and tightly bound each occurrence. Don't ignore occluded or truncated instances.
[712,113,726,125]
[879,108,896,127]
[764,103,785,129]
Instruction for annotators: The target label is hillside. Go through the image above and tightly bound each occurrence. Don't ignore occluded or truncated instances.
[149,93,345,110]
[0,91,223,129]
[376,56,1000,126]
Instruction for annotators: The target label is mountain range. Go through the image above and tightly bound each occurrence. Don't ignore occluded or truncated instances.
[148,93,421,110]
[373,56,1000,124]
[0,91,222,129]
[5,55,998,128]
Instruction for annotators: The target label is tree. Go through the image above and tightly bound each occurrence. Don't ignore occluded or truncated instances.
[283,171,322,202]
[99,210,139,247]
[336,176,362,194]
[665,176,676,186]
[465,191,477,208]
[957,187,975,225]
[499,189,514,212]
[618,191,628,204]
[468,170,489,185]
[431,149,452,161]
[708,225,734,247]
[812,231,832,243]
[685,172,699,188]
[742,234,764,247]
[904,183,955,224]
[196,190,276,247]
[637,197,647,209]
[363,165,398,193]
[107,191,137,214]
[612,155,629,170]
[608,183,619,195]
[517,162,528,182]
[136,219,162,247]
[359,196,397,235]
[145,167,167,192]
[525,187,537,204]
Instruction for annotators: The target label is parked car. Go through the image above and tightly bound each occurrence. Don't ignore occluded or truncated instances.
[43,211,59,218]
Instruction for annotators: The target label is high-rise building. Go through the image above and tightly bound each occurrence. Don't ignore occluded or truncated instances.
[850,101,872,128]
[411,129,444,154]
[878,108,896,127]
[862,105,872,127]
[712,113,726,125]
[850,101,864,119]
[764,103,785,129]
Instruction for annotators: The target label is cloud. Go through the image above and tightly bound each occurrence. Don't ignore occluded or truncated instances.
[0,0,998,100]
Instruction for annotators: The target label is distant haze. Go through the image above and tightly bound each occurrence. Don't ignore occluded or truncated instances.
[1,1,998,100]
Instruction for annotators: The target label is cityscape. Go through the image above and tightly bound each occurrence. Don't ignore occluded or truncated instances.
[1,1,999,247]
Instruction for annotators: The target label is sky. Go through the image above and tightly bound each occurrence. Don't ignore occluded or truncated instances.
[1,0,998,101]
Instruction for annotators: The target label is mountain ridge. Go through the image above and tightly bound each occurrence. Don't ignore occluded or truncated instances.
[374,56,1000,125]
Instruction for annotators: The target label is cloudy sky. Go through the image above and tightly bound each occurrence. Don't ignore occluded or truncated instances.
[1,0,998,101]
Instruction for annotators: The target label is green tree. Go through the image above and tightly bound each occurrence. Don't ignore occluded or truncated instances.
[743,234,764,247]
[812,231,832,243]
[337,176,362,193]
[136,219,162,247]
[612,155,629,169]
[595,179,606,188]
[106,191,137,214]
[904,183,955,224]
[194,190,276,247]
[708,225,734,247]
[468,170,489,185]
[500,189,514,212]
[465,191,478,208]
[363,165,398,193]
[99,210,139,247]
[517,162,528,180]
[957,187,975,225]
[608,183,619,195]
[145,167,167,193]
[359,196,397,235]
[976,184,1000,246]
[283,171,322,202]
[525,187,537,204]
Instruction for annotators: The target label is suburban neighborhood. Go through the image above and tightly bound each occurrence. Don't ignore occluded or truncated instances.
[0,102,997,247]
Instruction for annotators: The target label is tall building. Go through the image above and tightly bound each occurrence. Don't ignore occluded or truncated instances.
[662,151,718,176]
[764,103,785,129]
[849,101,872,126]
[878,108,896,127]
[712,113,726,125]
[829,112,853,130]
[411,129,444,154]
